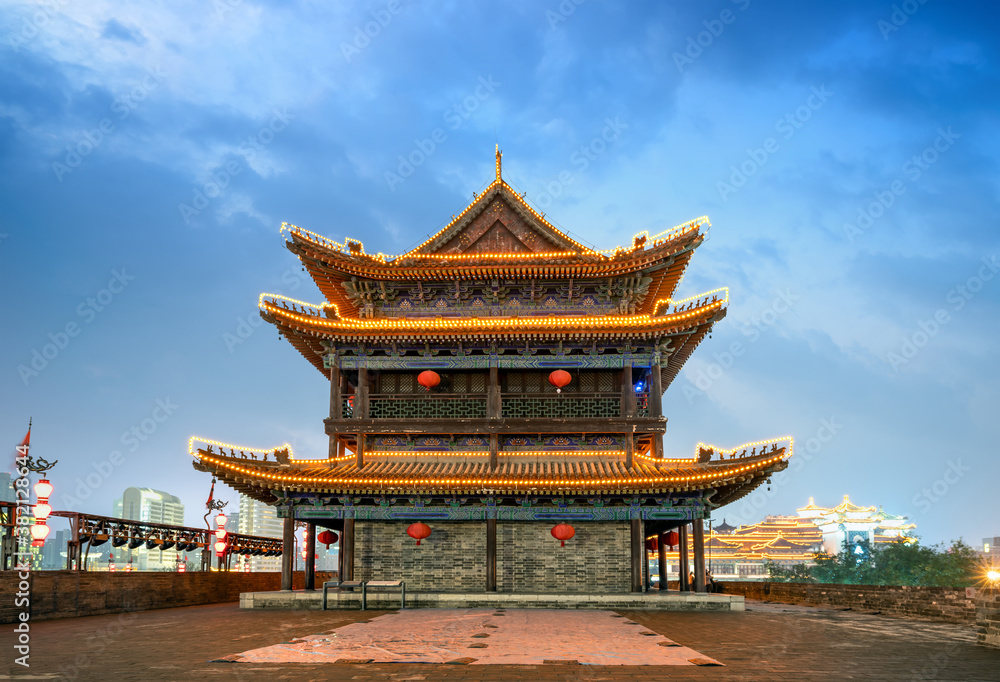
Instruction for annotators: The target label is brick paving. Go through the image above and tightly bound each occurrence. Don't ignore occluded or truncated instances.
[5,600,999,681]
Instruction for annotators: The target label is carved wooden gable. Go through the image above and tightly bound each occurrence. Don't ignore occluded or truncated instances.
[434,194,562,255]
[410,182,587,257]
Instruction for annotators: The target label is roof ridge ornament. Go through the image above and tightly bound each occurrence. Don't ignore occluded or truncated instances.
[496,144,502,182]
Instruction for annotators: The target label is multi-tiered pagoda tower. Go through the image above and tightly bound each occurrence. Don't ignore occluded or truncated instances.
[191,149,791,595]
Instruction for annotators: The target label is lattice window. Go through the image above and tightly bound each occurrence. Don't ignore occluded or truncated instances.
[377,373,419,394]
[470,373,486,393]
[504,371,556,393]
[368,397,487,419]
[501,396,620,419]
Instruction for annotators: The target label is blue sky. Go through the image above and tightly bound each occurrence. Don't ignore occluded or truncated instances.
[2,0,997,546]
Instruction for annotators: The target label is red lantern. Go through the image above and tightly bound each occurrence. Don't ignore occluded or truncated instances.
[665,531,680,548]
[645,537,658,551]
[317,530,339,548]
[407,522,432,545]
[417,370,441,391]
[548,370,571,393]
[551,523,575,547]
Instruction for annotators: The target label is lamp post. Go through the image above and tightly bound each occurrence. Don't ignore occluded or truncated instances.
[203,477,229,571]
[23,453,58,568]
[214,512,228,570]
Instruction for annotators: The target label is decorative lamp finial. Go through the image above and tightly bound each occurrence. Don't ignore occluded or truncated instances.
[495,145,501,182]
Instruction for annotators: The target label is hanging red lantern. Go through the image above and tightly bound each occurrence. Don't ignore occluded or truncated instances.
[551,522,575,547]
[548,370,571,393]
[645,537,658,551]
[417,370,441,391]
[317,530,339,548]
[407,522,432,545]
[665,531,680,548]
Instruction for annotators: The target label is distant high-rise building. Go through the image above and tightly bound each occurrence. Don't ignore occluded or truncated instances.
[114,488,185,570]
[42,529,68,570]
[119,488,185,525]
[984,537,1000,559]
[238,494,282,571]
[0,472,14,503]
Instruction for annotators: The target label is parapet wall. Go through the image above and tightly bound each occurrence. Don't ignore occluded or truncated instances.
[1,570,333,624]
[978,589,1000,648]
[716,580,976,624]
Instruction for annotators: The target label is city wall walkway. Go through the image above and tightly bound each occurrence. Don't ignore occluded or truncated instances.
[6,599,997,680]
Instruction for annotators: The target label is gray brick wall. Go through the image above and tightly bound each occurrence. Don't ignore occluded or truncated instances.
[353,520,632,593]
[718,581,978,624]
[355,520,486,591]
[498,521,631,593]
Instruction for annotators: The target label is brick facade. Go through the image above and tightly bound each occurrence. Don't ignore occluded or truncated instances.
[0,571,332,624]
[355,520,486,591]
[353,520,632,593]
[716,581,977,624]
[977,589,1000,648]
[498,521,630,593]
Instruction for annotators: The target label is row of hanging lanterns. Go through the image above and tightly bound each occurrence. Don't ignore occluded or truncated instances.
[403,522,577,547]
[644,531,681,552]
[414,370,573,392]
[214,512,228,558]
[30,478,54,547]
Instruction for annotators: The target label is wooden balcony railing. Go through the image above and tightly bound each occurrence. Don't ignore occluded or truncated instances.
[338,392,653,420]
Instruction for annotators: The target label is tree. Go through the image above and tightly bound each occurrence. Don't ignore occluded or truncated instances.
[764,559,814,582]
[772,537,979,587]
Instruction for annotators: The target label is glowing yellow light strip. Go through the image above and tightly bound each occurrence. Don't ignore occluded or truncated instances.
[189,451,789,487]
[188,436,294,459]
[399,251,584,260]
[634,452,698,464]
[259,289,725,331]
[364,450,628,458]
[596,216,710,256]
[695,436,794,459]
[285,214,706,265]
[651,287,729,317]
[258,293,341,318]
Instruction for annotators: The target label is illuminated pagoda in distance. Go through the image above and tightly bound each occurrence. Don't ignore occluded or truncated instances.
[797,495,915,554]
[190,148,792,595]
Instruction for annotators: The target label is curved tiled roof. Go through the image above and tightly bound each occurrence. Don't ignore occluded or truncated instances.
[191,444,789,506]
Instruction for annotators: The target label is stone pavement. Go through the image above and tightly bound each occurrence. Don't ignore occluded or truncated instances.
[4,600,998,681]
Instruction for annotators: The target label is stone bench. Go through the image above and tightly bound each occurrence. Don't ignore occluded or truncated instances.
[362,580,405,610]
[322,580,364,610]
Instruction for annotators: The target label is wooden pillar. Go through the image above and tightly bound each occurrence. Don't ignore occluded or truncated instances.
[356,365,368,469]
[489,434,498,470]
[693,518,706,593]
[621,358,636,418]
[281,515,294,591]
[624,432,634,469]
[337,536,344,580]
[630,518,643,593]
[342,518,355,581]
[678,524,690,591]
[487,365,501,417]
[329,362,341,458]
[651,355,664,460]
[304,521,316,591]
[486,519,497,592]
[330,362,342,419]
[657,530,668,590]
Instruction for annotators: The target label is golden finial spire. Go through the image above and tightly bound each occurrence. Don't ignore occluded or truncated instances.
[495,144,502,182]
